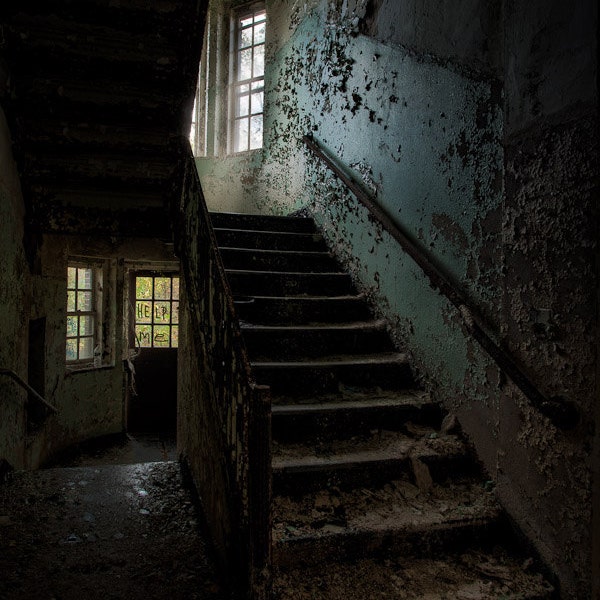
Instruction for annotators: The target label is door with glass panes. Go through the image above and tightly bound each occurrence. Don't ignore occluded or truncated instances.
[128,272,179,433]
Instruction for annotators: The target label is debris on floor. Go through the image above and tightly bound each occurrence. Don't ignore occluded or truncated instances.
[0,462,225,600]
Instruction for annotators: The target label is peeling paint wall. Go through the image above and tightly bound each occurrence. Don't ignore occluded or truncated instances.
[0,106,31,470]
[499,2,598,596]
[198,0,597,596]
[1,216,179,469]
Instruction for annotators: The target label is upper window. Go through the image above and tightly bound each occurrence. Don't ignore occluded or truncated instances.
[66,264,102,365]
[230,5,265,153]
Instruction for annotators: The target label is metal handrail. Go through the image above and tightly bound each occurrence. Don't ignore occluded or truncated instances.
[0,367,58,414]
[302,134,578,429]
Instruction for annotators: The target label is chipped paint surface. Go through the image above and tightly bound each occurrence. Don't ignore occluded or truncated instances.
[0,122,180,470]
[0,107,30,469]
[200,0,597,596]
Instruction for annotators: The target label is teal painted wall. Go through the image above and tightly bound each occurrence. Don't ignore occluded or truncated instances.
[199,0,598,595]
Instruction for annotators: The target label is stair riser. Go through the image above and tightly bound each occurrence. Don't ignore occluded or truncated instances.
[419,453,484,484]
[273,457,412,495]
[243,327,394,360]
[227,271,355,297]
[8,3,187,38]
[215,229,327,252]
[274,519,505,568]
[211,212,316,233]
[252,362,414,395]
[272,404,443,443]
[220,248,340,273]
[236,298,371,325]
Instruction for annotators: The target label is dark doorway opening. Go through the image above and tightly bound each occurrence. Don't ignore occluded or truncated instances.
[127,272,179,436]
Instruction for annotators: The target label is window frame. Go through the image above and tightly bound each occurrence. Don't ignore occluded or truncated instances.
[130,272,180,350]
[66,261,103,367]
[228,3,266,154]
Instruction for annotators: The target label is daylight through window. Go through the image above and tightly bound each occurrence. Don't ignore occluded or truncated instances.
[231,6,265,153]
[134,275,179,348]
[66,265,99,363]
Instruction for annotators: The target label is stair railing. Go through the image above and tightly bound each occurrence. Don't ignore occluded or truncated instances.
[172,140,271,600]
[0,367,57,414]
[302,134,578,430]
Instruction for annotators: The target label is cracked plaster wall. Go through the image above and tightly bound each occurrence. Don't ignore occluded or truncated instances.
[25,237,179,469]
[499,2,598,597]
[0,106,30,470]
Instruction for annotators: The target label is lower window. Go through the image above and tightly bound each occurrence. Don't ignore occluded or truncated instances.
[66,262,103,366]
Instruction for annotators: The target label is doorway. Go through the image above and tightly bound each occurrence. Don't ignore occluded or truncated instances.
[127,272,179,435]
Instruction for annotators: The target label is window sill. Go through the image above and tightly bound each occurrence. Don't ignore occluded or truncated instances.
[66,363,115,376]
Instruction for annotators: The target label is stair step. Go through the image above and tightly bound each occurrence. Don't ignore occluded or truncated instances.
[252,353,414,394]
[210,211,317,233]
[235,295,371,325]
[242,320,394,359]
[22,151,173,188]
[214,228,327,252]
[13,77,179,123]
[6,1,187,38]
[272,430,473,492]
[273,480,502,567]
[27,199,170,237]
[14,118,174,155]
[226,270,355,297]
[272,550,554,599]
[220,247,340,273]
[7,15,180,81]
[271,393,442,442]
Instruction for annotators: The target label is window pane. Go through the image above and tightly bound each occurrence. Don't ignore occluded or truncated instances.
[79,316,94,336]
[154,277,171,300]
[136,301,152,323]
[253,45,265,78]
[239,48,252,80]
[235,119,249,152]
[135,325,152,348]
[236,93,250,117]
[67,316,78,337]
[77,291,92,311]
[79,337,93,359]
[240,26,252,49]
[153,326,170,347]
[239,83,250,94]
[172,278,180,300]
[67,267,77,289]
[254,11,266,23]
[136,277,153,299]
[250,115,263,150]
[66,339,78,361]
[78,268,92,289]
[153,301,171,323]
[171,325,179,348]
[172,301,179,324]
[240,16,253,28]
[251,80,262,90]
[67,291,76,312]
[254,21,265,44]
[251,91,263,115]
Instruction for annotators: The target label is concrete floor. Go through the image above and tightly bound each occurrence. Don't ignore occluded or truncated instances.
[0,438,227,600]
[46,432,178,468]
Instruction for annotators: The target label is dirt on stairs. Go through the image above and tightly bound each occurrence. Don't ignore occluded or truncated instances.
[212,211,556,600]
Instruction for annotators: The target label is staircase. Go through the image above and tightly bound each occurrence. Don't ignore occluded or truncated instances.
[3,0,202,238]
[212,212,555,599]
